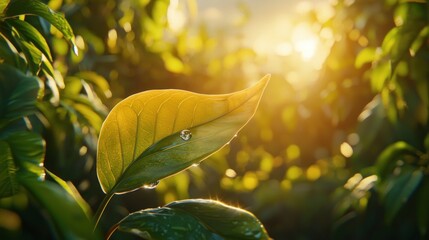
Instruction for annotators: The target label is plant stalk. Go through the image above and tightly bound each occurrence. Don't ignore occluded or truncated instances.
[105,223,119,240]
[93,192,114,232]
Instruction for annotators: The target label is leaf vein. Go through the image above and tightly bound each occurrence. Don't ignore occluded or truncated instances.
[116,114,125,175]
[172,95,193,133]
[152,93,175,143]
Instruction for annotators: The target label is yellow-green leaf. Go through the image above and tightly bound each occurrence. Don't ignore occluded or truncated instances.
[97,75,270,194]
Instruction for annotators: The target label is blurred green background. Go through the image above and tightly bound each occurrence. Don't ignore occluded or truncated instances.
[1,0,429,239]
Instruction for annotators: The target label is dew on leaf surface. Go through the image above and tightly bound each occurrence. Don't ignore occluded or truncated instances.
[180,129,192,141]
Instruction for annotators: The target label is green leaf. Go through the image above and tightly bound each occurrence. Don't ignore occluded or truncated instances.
[19,40,43,74]
[355,47,376,69]
[18,174,99,240]
[381,167,423,224]
[0,141,19,198]
[0,34,25,67]
[5,131,45,179]
[375,141,420,178]
[6,18,52,61]
[166,199,270,239]
[417,179,429,235]
[119,206,222,239]
[410,26,429,56]
[0,20,43,74]
[0,0,10,15]
[353,96,386,158]
[382,2,427,70]
[97,75,270,194]
[0,64,40,128]
[118,199,269,240]
[370,61,390,91]
[75,71,112,98]
[72,102,104,133]
[45,169,92,219]
[4,0,76,52]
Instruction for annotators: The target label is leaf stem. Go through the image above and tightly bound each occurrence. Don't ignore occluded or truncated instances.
[105,222,119,240]
[93,192,114,232]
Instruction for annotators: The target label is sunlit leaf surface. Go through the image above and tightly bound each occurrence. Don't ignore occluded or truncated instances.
[4,0,76,51]
[97,75,270,194]
[6,18,53,61]
[119,199,269,240]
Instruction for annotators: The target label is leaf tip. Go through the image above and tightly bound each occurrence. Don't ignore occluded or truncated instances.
[259,74,271,87]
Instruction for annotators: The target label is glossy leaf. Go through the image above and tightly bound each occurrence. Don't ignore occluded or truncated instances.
[0,19,42,74]
[7,18,52,61]
[118,199,269,240]
[381,167,423,224]
[118,207,222,239]
[45,169,92,218]
[375,141,419,178]
[97,75,270,194]
[4,0,76,50]
[0,141,18,198]
[18,173,99,240]
[20,40,43,74]
[0,34,24,67]
[166,199,270,239]
[5,131,45,179]
[0,64,40,128]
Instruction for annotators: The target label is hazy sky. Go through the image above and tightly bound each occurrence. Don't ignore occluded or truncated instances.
[180,0,333,87]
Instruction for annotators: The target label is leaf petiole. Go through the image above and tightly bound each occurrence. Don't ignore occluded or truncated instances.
[105,223,119,240]
[93,191,114,232]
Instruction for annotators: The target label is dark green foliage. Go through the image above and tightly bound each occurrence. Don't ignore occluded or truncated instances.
[119,199,269,240]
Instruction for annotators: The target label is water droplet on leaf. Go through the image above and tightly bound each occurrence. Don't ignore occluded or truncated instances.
[142,180,159,189]
[180,129,192,141]
[72,45,79,56]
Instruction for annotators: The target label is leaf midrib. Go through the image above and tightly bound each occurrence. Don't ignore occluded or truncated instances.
[108,85,265,194]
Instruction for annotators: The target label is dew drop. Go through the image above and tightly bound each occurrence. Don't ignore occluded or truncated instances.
[180,129,192,141]
[38,172,46,181]
[143,180,159,189]
[72,44,79,56]
[192,161,202,167]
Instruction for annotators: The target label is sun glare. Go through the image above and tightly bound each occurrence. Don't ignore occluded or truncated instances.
[293,36,319,61]
[167,0,187,32]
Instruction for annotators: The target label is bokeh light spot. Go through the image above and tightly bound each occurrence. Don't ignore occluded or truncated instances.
[260,155,274,172]
[340,142,353,158]
[243,172,259,190]
[221,177,234,189]
[286,144,300,161]
[281,179,292,191]
[225,168,237,178]
[306,165,321,181]
[286,166,303,180]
